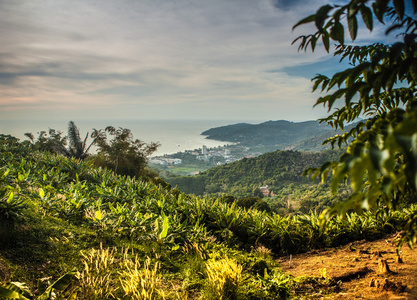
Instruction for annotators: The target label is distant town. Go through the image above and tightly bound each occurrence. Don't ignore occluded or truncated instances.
[149,144,264,175]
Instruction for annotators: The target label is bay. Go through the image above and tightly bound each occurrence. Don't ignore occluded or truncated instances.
[0,119,239,156]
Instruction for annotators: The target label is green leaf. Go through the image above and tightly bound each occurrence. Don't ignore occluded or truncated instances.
[314,94,333,108]
[351,159,365,191]
[158,215,169,240]
[1,169,10,179]
[38,271,77,300]
[330,21,344,44]
[348,15,358,40]
[95,210,102,221]
[359,5,373,31]
[315,5,333,29]
[293,14,315,30]
[171,244,180,251]
[7,192,14,203]
[393,0,405,20]
[310,36,317,51]
[39,188,45,199]
[322,32,330,52]
[17,174,24,183]
[0,285,30,300]
[372,0,389,23]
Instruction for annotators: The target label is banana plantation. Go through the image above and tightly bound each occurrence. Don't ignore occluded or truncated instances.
[0,134,414,299]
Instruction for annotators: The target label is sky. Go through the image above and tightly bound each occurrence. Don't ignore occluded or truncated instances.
[0,0,390,124]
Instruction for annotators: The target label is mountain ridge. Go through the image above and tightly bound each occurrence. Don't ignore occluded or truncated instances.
[201,119,341,151]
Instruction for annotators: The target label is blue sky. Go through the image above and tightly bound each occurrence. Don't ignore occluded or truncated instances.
[0,0,390,123]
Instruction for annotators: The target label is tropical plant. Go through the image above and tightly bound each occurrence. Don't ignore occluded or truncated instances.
[25,129,68,155]
[64,121,97,160]
[247,270,292,300]
[0,167,27,246]
[25,121,96,160]
[0,189,26,223]
[294,0,417,247]
[92,126,159,179]
[0,271,77,300]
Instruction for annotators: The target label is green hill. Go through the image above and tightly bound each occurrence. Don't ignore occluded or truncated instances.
[201,120,356,152]
[167,149,352,213]
[167,149,341,195]
[0,133,410,299]
[202,120,332,146]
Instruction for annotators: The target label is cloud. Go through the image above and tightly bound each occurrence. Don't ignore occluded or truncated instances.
[271,0,314,10]
[0,0,385,123]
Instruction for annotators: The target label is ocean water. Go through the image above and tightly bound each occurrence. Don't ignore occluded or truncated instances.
[0,119,238,156]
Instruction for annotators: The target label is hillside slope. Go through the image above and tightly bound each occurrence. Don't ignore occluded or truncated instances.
[201,120,336,149]
[1,134,415,299]
[167,149,343,196]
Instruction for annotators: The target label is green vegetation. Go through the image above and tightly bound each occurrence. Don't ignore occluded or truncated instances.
[293,0,417,246]
[25,121,96,160]
[202,120,352,152]
[25,121,160,181]
[152,151,224,176]
[92,126,160,179]
[167,149,351,213]
[2,0,416,297]
[0,133,414,299]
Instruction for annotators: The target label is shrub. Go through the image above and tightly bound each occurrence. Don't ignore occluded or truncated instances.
[203,257,242,300]
[78,245,117,300]
[119,256,163,300]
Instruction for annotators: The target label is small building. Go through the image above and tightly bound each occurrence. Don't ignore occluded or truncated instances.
[165,158,182,165]
[259,185,275,197]
[197,155,209,161]
[149,159,168,166]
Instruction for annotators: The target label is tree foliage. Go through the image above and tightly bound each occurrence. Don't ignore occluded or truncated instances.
[168,149,346,210]
[25,129,67,155]
[293,0,417,247]
[25,121,96,160]
[64,121,96,160]
[92,126,160,178]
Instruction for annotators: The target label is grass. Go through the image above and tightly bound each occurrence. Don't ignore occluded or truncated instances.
[164,166,208,176]
[203,257,243,300]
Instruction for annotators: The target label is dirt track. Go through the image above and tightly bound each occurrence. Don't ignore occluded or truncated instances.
[278,234,417,299]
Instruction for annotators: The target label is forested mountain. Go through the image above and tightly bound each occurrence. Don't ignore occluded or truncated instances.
[168,149,343,196]
[202,120,332,147]
[201,120,359,152]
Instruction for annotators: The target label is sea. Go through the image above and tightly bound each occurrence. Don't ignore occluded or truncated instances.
[0,119,248,156]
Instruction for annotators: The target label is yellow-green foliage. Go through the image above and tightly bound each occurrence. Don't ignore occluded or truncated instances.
[78,245,164,300]
[78,244,117,300]
[119,256,163,300]
[204,257,242,300]
[252,245,273,258]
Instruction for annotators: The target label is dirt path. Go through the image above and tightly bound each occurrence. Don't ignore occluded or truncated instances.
[278,234,417,299]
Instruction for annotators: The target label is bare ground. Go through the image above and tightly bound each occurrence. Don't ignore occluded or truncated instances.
[278,234,417,299]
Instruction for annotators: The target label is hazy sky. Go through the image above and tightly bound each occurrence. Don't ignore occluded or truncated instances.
[0,0,388,123]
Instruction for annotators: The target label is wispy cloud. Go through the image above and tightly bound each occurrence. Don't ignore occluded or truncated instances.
[0,0,387,122]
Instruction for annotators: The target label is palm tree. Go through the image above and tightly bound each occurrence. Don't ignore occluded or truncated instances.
[64,121,97,160]
[24,121,96,160]
[23,132,34,144]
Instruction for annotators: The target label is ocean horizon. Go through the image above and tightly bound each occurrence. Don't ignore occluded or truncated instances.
[0,119,259,156]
